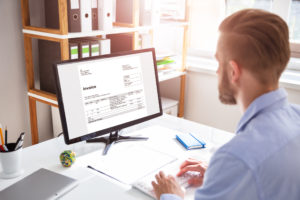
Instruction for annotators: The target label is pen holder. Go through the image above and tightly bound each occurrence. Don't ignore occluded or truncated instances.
[0,143,24,179]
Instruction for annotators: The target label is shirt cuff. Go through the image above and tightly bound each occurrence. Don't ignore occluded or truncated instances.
[160,193,183,200]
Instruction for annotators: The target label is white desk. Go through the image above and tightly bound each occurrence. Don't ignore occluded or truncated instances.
[0,114,233,199]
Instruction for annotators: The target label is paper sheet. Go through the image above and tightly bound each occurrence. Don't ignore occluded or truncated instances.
[79,144,177,184]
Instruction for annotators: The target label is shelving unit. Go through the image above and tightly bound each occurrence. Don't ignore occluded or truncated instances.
[22,26,153,39]
[155,2,191,118]
[21,0,190,145]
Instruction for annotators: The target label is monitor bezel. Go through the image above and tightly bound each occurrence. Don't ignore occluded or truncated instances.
[53,48,163,144]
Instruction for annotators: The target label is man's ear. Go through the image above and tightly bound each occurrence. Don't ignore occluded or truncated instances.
[229,60,241,83]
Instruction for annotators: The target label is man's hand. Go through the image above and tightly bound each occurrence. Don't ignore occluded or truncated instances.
[152,171,185,200]
[177,158,208,186]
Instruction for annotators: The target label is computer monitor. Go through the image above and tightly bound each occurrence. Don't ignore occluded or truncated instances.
[53,48,162,155]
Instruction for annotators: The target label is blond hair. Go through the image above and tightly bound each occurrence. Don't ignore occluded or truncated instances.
[219,9,290,84]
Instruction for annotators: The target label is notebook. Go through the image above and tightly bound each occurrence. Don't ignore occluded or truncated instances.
[176,133,206,150]
[0,168,78,200]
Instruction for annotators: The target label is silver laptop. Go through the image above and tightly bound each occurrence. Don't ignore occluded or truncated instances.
[0,168,78,200]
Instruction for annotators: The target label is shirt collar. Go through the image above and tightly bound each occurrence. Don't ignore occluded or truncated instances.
[236,88,288,133]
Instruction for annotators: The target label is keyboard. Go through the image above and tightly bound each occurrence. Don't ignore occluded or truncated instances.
[132,160,201,198]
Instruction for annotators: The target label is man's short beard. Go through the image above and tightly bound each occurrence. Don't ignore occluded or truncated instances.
[219,92,236,105]
[218,68,237,105]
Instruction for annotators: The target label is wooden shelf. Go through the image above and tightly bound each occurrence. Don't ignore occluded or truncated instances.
[159,21,189,27]
[22,26,153,40]
[28,89,58,107]
[26,72,186,108]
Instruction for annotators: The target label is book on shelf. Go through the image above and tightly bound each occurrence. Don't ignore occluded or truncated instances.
[38,37,111,94]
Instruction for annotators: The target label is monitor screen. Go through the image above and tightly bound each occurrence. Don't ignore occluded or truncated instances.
[54,48,162,144]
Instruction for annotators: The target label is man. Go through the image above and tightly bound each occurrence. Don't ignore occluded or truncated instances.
[152,9,300,200]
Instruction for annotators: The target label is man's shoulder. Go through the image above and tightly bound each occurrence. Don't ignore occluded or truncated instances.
[215,133,258,169]
[219,102,300,170]
[291,103,300,114]
[252,101,300,137]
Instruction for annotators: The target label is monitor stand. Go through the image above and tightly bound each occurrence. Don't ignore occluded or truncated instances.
[86,130,148,155]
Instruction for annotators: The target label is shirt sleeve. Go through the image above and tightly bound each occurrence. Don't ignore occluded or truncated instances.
[195,151,259,200]
[160,194,183,200]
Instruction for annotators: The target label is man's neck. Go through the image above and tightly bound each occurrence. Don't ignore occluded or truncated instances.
[237,82,279,113]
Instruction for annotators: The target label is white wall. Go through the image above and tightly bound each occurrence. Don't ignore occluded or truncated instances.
[0,0,31,147]
[0,0,53,147]
[184,69,300,133]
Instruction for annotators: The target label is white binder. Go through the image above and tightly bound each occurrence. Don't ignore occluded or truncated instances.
[80,0,92,32]
[151,0,160,26]
[112,0,116,22]
[99,39,111,55]
[140,33,152,49]
[98,0,113,31]
[140,0,160,26]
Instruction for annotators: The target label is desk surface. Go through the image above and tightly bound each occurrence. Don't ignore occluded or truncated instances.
[0,114,234,199]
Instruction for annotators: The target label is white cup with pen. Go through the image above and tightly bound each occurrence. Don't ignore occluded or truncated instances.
[0,128,25,179]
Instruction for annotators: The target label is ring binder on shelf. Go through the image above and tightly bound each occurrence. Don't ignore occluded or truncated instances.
[82,37,111,56]
[78,40,90,58]
[92,0,99,30]
[139,0,160,26]
[69,42,79,59]
[80,0,92,32]
[98,0,113,30]
[38,40,61,94]
[89,39,100,57]
[68,0,82,32]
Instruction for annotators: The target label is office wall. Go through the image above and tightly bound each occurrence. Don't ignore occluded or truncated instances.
[0,0,53,147]
[184,70,300,133]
